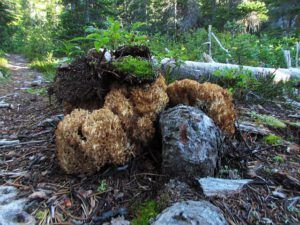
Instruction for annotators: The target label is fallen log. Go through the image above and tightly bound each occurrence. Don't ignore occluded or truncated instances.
[161,58,300,82]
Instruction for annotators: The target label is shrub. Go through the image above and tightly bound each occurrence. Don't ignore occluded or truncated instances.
[208,68,291,102]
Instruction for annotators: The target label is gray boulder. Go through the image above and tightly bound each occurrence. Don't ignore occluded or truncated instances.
[151,200,228,225]
[159,105,224,180]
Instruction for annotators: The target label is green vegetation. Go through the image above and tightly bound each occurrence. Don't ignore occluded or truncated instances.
[113,56,155,79]
[0,52,10,81]
[284,120,300,128]
[85,18,147,51]
[149,31,298,68]
[26,87,47,95]
[97,180,108,192]
[273,155,285,164]
[251,112,287,129]
[263,134,283,145]
[132,200,159,225]
[205,68,296,102]
[35,210,47,221]
[30,53,58,81]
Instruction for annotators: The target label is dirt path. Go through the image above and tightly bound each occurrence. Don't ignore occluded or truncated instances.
[0,54,60,139]
[0,54,64,223]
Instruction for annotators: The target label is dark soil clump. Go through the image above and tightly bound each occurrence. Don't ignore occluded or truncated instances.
[114,45,151,59]
[50,46,155,113]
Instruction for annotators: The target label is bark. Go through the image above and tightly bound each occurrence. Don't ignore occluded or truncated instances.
[161,58,300,82]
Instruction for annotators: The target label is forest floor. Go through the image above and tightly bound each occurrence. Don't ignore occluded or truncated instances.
[0,55,299,225]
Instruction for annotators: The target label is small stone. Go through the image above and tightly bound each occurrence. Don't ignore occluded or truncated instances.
[151,200,228,225]
[198,177,253,197]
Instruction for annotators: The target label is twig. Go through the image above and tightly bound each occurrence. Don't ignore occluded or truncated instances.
[0,140,45,149]
[0,139,20,146]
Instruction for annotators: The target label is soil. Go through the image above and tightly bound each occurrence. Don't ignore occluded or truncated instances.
[0,54,299,225]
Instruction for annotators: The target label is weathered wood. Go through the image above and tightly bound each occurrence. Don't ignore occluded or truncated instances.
[197,177,253,197]
[208,25,212,57]
[283,50,292,68]
[237,121,272,136]
[296,42,300,68]
[0,171,29,178]
[161,58,300,82]
[0,101,13,109]
[0,139,20,146]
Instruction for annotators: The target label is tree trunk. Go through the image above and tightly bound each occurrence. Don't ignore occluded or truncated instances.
[161,58,300,82]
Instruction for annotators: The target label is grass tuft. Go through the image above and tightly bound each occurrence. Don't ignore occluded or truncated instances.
[263,134,283,145]
[251,112,287,129]
[30,53,58,81]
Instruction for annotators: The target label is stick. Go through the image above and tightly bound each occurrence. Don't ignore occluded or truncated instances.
[0,140,45,149]
[296,43,299,68]
[283,49,292,68]
[0,139,20,146]
[208,25,212,57]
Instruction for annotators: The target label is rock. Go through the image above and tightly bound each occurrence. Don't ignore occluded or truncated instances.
[0,186,35,225]
[159,105,224,180]
[0,71,3,78]
[103,216,130,225]
[197,177,253,197]
[151,200,228,225]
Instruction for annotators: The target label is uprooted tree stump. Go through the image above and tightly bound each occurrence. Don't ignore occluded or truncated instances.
[51,45,236,177]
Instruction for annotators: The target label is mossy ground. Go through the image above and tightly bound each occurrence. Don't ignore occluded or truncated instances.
[112,56,155,79]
